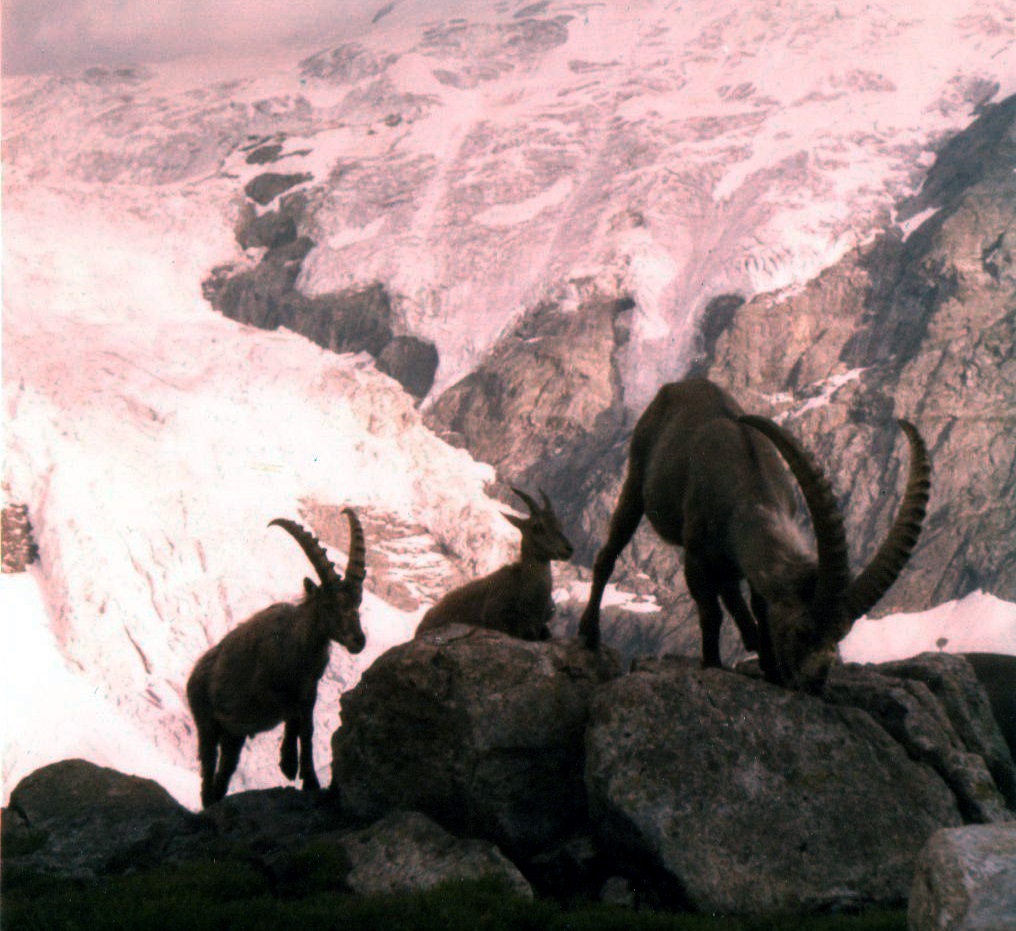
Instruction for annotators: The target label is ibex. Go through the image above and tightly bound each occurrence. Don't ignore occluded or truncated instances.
[579,378,931,691]
[187,511,366,807]
[415,488,574,641]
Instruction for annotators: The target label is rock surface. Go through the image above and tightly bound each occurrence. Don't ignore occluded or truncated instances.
[330,627,621,858]
[823,654,1016,821]
[909,824,1016,931]
[340,810,532,898]
[585,656,965,914]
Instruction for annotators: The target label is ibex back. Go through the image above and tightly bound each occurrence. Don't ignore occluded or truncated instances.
[579,378,931,691]
[187,511,366,807]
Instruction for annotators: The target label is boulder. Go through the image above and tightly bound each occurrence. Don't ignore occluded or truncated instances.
[823,654,1016,821]
[2,759,192,879]
[909,824,1016,931]
[339,810,532,897]
[585,657,964,914]
[330,627,620,858]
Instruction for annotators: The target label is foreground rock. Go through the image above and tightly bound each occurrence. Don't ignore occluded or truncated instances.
[3,759,192,880]
[2,760,532,898]
[909,824,1016,931]
[331,627,621,858]
[586,656,965,914]
[340,810,532,898]
[824,653,1016,820]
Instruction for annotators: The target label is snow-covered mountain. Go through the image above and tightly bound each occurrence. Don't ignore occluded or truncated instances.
[4,0,1015,808]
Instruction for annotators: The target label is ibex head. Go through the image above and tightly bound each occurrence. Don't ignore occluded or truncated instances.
[504,487,574,562]
[739,416,931,691]
[269,509,367,654]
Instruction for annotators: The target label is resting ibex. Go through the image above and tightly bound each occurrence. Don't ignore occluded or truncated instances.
[187,512,366,807]
[579,378,931,691]
[415,488,574,641]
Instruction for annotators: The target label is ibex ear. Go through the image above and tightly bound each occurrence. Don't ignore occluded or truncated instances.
[502,512,527,532]
[303,577,318,596]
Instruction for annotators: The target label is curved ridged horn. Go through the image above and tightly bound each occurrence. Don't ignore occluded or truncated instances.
[341,508,366,605]
[739,415,851,618]
[510,487,539,514]
[269,518,342,591]
[842,420,931,622]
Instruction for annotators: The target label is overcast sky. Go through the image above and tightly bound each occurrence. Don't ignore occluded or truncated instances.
[2,0,379,75]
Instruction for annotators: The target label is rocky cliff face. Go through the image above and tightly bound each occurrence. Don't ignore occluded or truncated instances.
[426,95,1016,655]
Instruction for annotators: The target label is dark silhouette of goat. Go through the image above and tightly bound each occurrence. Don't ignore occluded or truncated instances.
[579,378,931,691]
[187,512,366,807]
[415,488,574,641]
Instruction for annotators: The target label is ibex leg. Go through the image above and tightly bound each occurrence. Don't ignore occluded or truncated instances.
[280,720,299,780]
[196,724,220,809]
[297,708,320,791]
[579,474,644,649]
[685,556,724,668]
[749,589,779,682]
[719,580,760,653]
[210,733,245,805]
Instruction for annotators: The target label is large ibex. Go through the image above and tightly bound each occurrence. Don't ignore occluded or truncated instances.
[415,488,574,641]
[579,378,931,691]
[187,511,366,807]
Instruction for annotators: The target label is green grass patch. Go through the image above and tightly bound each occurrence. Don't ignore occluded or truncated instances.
[3,867,907,931]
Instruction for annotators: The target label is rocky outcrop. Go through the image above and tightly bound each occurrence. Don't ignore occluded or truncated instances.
[2,760,532,898]
[909,824,1016,931]
[5,644,1013,914]
[330,626,622,859]
[586,656,965,914]
[3,759,192,880]
[203,185,439,399]
[340,810,532,898]
[824,653,1016,818]
[2,503,39,573]
[702,95,1016,614]
[421,97,1016,660]
[426,294,634,517]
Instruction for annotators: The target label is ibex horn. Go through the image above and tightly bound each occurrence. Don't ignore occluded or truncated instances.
[841,420,930,624]
[738,416,851,621]
[342,508,366,605]
[510,487,539,514]
[269,518,343,591]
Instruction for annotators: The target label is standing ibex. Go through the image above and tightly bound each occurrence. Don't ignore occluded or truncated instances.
[579,378,931,691]
[187,511,366,807]
[415,488,574,641]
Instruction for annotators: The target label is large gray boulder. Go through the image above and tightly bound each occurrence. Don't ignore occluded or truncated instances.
[339,810,533,898]
[330,626,621,858]
[909,824,1016,931]
[585,657,964,914]
[2,759,192,879]
[823,653,1016,821]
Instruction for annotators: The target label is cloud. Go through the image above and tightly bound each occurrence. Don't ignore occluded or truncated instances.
[2,0,375,75]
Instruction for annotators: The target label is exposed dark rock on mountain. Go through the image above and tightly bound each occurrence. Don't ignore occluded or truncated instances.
[244,172,314,206]
[204,190,439,398]
[2,503,39,573]
[425,294,635,550]
[423,96,1016,656]
[707,95,1016,613]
